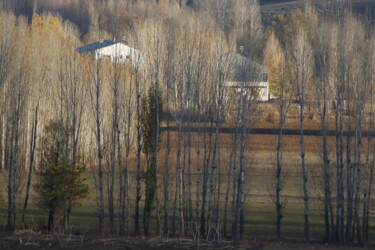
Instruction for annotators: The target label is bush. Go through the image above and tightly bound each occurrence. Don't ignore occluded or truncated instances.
[35,120,88,233]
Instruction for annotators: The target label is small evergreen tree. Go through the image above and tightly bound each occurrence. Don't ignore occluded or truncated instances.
[141,86,163,235]
[35,120,88,233]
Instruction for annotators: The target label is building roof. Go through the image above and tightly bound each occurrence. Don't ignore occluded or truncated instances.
[221,52,270,73]
[77,40,116,53]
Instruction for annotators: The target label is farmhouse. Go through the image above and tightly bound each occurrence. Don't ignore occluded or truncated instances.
[222,52,270,101]
[77,39,142,67]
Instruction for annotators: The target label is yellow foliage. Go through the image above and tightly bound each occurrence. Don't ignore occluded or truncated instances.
[263,31,291,96]
[48,17,64,39]
[272,9,318,49]
[31,14,44,30]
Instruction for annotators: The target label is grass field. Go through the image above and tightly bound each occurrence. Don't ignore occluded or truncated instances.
[1,150,374,243]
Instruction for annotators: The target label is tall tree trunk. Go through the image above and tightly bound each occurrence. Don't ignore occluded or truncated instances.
[275,85,291,239]
[177,125,184,236]
[200,115,212,237]
[321,102,334,242]
[353,79,366,244]
[195,87,202,238]
[7,126,14,230]
[187,103,193,234]
[155,82,161,236]
[335,84,344,243]
[163,83,170,237]
[299,97,309,241]
[208,77,222,237]
[224,108,239,238]
[276,122,283,239]
[121,72,134,235]
[93,61,104,233]
[109,63,120,234]
[345,93,354,243]
[362,112,373,246]
[231,94,241,240]
[22,105,38,225]
[135,75,141,235]
[47,209,54,233]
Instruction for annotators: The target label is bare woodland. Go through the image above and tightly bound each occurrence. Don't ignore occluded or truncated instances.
[0,0,375,247]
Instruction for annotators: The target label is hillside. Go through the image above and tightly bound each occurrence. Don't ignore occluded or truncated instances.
[260,0,375,25]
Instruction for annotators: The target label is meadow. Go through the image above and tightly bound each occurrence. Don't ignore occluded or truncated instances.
[1,149,374,242]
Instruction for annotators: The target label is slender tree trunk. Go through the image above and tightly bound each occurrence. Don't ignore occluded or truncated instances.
[362,113,372,246]
[8,85,21,230]
[187,104,193,233]
[195,88,201,237]
[322,107,334,242]
[208,77,222,237]
[122,72,133,235]
[362,64,374,245]
[177,124,184,236]
[346,96,354,243]
[215,154,221,235]
[163,84,170,237]
[317,59,334,242]
[299,98,309,241]
[47,209,55,233]
[7,129,14,230]
[172,167,178,237]
[0,113,4,171]
[22,105,38,225]
[275,90,290,239]
[276,123,283,239]
[238,95,247,239]
[135,75,141,235]
[122,145,130,235]
[155,174,161,236]
[353,87,365,244]
[231,95,241,240]
[66,51,84,232]
[93,61,104,233]
[109,62,120,235]
[335,84,344,242]
[233,91,248,239]
[363,147,375,246]
[155,84,161,236]
[200,115,212,237]
[224,109,239,238]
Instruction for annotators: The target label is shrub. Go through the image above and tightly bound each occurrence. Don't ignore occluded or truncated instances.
[35,120,88,233]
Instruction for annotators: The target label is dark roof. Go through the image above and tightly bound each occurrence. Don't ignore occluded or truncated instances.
[77,40,115,53]
[221,52,269,73]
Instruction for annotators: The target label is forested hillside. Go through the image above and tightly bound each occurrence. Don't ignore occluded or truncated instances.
[0,0,375,248]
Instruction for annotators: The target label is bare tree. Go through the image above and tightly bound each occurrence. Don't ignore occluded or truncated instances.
[285,28,314,241]
[89,53,105,233]
[119,64,136,235]
[313,20,335,242]
[0,13,15,172]
[21,102,40,225]
[59,43,86,231]
[361,35,375,247]
[6,32,29,230]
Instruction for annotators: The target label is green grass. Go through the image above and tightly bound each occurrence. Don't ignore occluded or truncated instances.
[0,151,375,243]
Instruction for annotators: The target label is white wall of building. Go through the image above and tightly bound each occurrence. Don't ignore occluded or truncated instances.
[224,80,269,101]
[94,43,142,67]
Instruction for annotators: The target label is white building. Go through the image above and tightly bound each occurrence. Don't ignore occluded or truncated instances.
[221,52,270,101]
[77,40,142,67]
